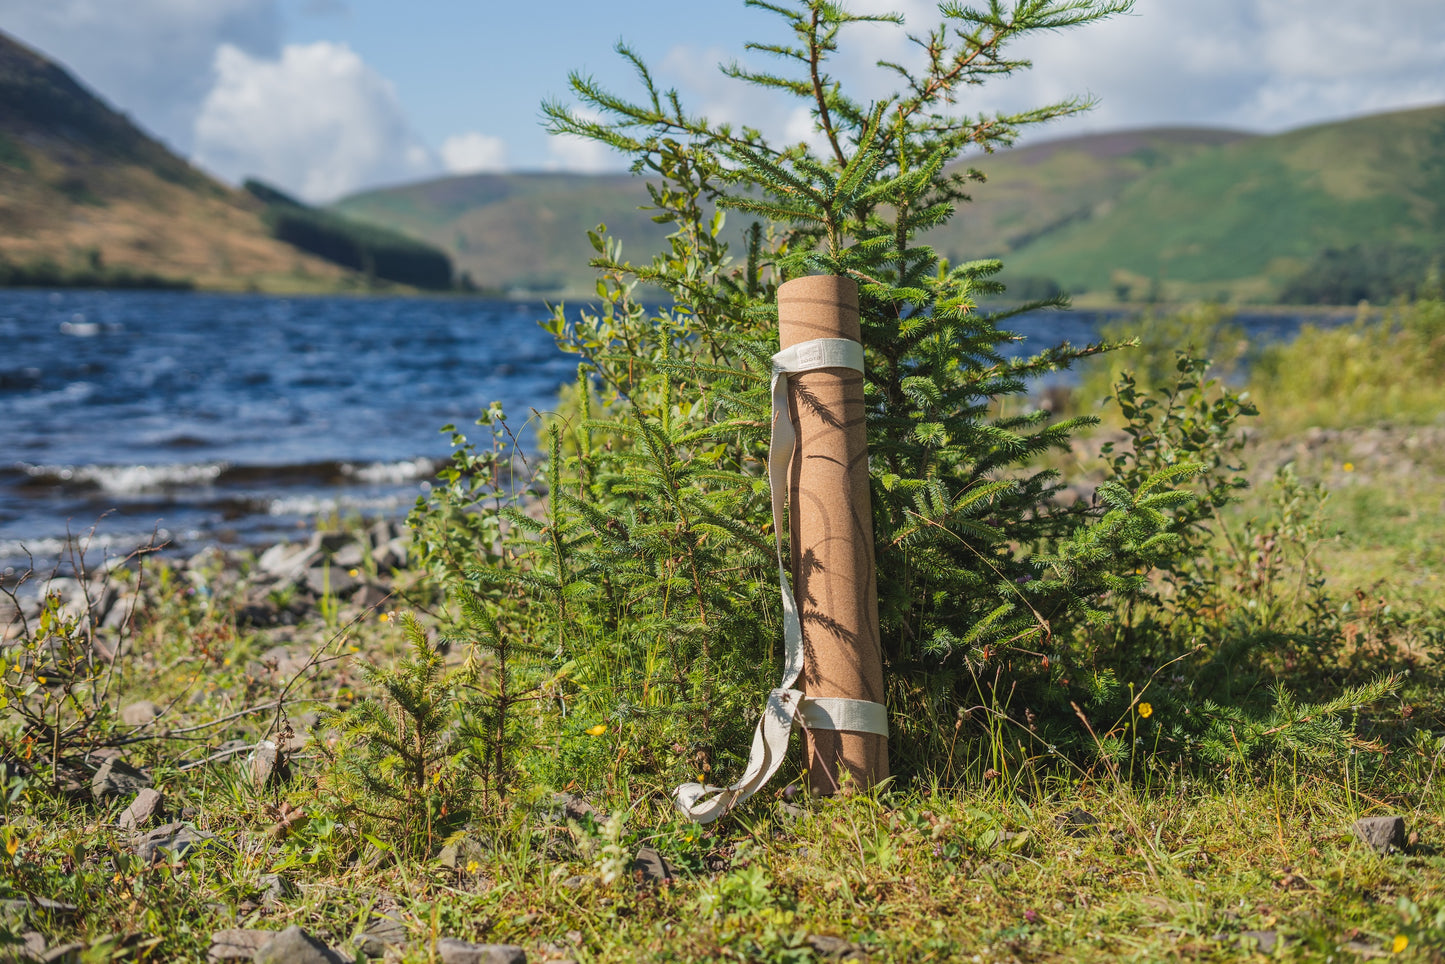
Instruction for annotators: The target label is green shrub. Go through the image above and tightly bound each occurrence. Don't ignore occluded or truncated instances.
[406,1,1392,802]
[1249,299,1445,432]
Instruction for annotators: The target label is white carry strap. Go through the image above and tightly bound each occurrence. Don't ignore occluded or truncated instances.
[673,337,888,824]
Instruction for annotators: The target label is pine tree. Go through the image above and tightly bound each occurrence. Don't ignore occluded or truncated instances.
[415,0,1230,786]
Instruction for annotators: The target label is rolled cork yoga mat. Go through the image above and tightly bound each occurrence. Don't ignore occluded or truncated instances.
[777,274,889,793]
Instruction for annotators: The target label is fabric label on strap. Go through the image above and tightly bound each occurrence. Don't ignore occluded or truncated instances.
[672,336,887,823]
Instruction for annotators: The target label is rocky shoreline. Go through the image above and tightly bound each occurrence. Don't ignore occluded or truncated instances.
[1,518,414,645]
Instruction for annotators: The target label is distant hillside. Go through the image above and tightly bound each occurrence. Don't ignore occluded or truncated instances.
[333,172,673,296]
[0,31,359,291]
[244,180,453,290]
[335,108,1445,304]
[1000,104,1445,303]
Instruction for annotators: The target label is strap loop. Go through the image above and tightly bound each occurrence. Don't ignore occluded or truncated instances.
[672,337,886,824]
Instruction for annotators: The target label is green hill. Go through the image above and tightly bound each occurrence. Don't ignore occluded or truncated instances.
[0,30,373,292]
[333,172,674,295]
[335,107,1445,304]
[998,104,1445,303]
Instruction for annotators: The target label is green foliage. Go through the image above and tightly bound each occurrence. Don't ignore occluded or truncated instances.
[1248,298,1445,432]
[402,1,1397,804]
[1280,241,1444,305]
[1073,302,1249,414]
[408,0,1283,794]
[245,179,455,290]
[0,254,193,290]
[318,612,475,856]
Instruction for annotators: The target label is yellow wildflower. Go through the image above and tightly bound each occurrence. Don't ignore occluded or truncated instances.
[348,568,360,578]
[1137,702,1153,719]
[1343,461,1355,472]
[1394,934,1409,954]
[585,724,607,737]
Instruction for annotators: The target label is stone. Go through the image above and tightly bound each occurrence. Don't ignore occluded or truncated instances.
[806,934,868,960]
[353,916,408,958]
[1352,816,1407,854]
[308,531,353,555]
[40,942,84,962]
[207,929,272,962]
[302,565,359,598]
[117,788,165,831]
[11,931,46,960]
[438,837,489,872]
[434,938,527,964]
[259,646,308,680]
[332,543,365,569]
[22,898,77,922]
[252,926,346,964]
[258,873,295,904]
[559,875,590,891]
[132,821,224,863]
[1054,807,1099,838]
[1240,930,1279,953]
[551,793,597,823]
[979,860,1015,879]
[247,741,289,789]
[352,583,390,611]
[631,846,674,886]
[90,758,151,801]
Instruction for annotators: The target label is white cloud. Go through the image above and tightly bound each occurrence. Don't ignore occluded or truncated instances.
[544,108,625,173]
[0,0,279,152]
[191,41,438,202]
[440,132,509,174]
[650,1,1445,155]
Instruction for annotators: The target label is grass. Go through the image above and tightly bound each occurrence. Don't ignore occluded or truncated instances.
[7,304,1445,961]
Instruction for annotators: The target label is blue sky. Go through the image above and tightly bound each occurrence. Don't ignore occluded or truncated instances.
[2,0,1442,201]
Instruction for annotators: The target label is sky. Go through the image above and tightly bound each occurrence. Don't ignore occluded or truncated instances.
[1,0,1442,203]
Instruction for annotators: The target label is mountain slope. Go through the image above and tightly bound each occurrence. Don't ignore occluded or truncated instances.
[336,107,1444,304]
[333,172,674,295]
[998,104,1445,302]
[0,31,354,291]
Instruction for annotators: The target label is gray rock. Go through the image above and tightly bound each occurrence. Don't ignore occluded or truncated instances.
[247,741,287,789]
[117,788,165,831]
[559,875,590,891]
[979,860,1015,879]
[1353,816,1407,854]
[258,873,295,903]
[100,593,136,630]
[0,899,29,928]
[207,929,272,962]
[352,583,390,611]
[10,931,46,960]
[252,926,346,964]
[309,531,353,555]
[551,793,597,822]
[631,846,674,886]
[332,543,365,569]
[1054,807,1099,838]
[434,938,526,964]
[133,821,225,863]
[90,758,151,801]
[22,898,77,922]
[40,942,84,963]
[438,836,489,872]
[1240,930,1279,953]
[806,934,868,960]
[353,916,407,958]
[373,538,409,572]
[259,646,308,680]
[302,566,358,598]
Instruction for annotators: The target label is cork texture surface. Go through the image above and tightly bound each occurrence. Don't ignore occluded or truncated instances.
[777,274,889,792]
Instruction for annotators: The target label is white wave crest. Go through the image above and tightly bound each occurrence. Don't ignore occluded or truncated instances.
[340,456,437,484]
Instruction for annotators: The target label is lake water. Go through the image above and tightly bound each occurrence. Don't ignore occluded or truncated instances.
[0,289,1345,574]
